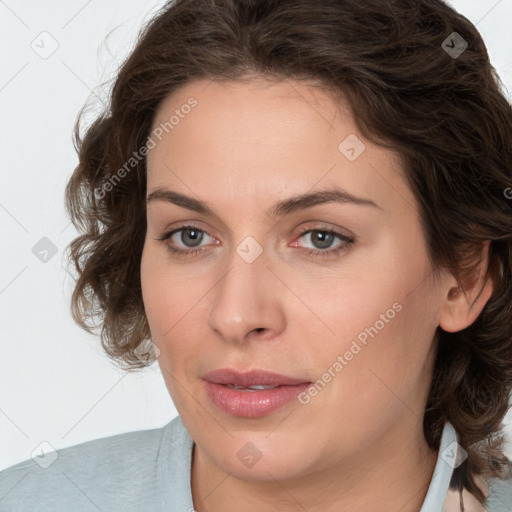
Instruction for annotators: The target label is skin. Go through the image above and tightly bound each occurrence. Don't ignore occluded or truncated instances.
[140,77,494,512]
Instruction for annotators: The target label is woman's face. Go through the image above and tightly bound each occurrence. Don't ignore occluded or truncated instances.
[141,77,447,481]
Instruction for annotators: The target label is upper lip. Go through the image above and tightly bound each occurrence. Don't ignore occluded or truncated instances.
[203,368,310,387]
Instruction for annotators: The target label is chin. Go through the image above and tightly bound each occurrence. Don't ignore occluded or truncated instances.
[203,433,316,482]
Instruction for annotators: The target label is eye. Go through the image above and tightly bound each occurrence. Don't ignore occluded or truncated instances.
[155,224,215,257]
[293,226,354,258]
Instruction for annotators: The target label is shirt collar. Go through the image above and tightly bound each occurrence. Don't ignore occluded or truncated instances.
[420,421,459,511]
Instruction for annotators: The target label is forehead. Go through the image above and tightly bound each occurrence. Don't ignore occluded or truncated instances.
[150,78,351,156]
[146,78,412,218]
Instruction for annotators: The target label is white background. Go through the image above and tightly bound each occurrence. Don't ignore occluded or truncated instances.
[1,0,511,470]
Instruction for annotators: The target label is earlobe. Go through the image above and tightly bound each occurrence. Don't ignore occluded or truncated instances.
[438,242,495,333]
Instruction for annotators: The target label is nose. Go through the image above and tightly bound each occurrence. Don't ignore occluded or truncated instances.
[207,245,286,346]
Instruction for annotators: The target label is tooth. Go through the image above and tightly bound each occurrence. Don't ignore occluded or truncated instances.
[227,384,278,390]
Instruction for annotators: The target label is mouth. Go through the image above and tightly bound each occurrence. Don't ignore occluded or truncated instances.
[202,368,312,418]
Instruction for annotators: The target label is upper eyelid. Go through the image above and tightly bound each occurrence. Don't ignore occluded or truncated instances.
[167,223,346,236]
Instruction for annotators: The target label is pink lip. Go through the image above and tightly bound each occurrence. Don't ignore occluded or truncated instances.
[203,368,311,418]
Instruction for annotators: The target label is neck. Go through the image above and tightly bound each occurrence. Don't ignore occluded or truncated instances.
[191,416,438,512]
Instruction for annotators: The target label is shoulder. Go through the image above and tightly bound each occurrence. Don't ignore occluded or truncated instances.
[486,472,512,512]
[0,417,183,512]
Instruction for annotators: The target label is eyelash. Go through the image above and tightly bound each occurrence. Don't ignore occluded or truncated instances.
[155,224,354,259]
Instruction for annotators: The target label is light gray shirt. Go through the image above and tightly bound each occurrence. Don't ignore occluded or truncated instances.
[1,416,511,511]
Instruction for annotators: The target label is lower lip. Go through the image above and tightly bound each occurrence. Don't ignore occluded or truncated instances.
[204,381,311,418]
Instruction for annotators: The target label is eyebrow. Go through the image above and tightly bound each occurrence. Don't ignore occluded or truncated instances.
[146,187,382,217]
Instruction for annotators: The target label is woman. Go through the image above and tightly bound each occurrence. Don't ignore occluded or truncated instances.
[1,0,512,510]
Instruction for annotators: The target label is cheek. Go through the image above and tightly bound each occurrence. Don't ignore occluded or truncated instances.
[141,242,196,334]
[140,243,212,374]
[140,245,181,356]
[299,254,437,412]
[326,285,436,422]
[140,245,204,408]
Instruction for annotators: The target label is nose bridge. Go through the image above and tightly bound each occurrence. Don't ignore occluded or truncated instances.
[207,239,284,343]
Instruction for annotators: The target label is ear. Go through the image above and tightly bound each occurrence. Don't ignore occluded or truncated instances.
[438,241,494,333]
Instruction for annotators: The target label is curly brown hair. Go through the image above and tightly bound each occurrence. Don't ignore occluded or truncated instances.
[64,0,512,505]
